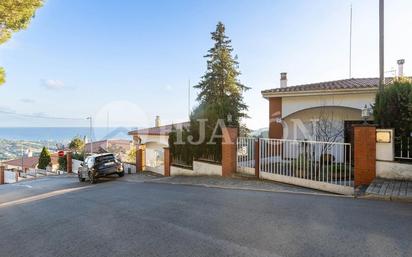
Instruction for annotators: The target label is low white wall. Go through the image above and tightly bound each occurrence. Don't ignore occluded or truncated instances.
[260,172,354,195]
[237,166,255,176]
[170,165,194,176]
[193,161,222,176]
[170,161,222,176]
[376,129,395,161]
[72,160,83,174]
[123,163,137,174]
[5,170,17,183]
[376,161,412,180]
[146,165,164,176]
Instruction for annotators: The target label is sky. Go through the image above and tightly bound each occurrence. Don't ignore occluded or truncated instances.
[0,0,411,130]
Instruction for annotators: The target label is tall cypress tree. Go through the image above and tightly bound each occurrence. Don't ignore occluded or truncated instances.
[189,22,249,161]
[38,146,51,170]
[194,22,249,128]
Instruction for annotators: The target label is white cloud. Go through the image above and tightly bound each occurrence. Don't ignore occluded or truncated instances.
[0,106,16,113]
[20,98,36,104]
[41,79,65,90]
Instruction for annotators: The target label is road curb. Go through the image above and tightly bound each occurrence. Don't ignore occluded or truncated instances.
[145,180,354,199]
[358,194,412,203]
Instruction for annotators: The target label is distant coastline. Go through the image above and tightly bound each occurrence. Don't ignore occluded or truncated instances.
[0,127,134,142]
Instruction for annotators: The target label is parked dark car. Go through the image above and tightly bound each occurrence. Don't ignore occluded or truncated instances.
[78,153,124,183]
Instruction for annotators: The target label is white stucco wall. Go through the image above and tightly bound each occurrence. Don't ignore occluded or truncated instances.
[283,106,361,141]
[193,161,222,176]
[144,141,165,176]
[123,163,136,174]
[132,134,169,176]
[281,93,375,119]
[376,161,412,180]
[376,129,395,161]
[72,160,83,174]
[170,161,222,176]
[137,135,169,146]
[5,170,17,183]
[170,165,194,176]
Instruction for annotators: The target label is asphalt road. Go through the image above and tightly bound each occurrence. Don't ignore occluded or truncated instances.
[0,176,411,257]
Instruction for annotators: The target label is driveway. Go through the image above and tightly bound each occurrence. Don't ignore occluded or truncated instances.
[0,175,411,257]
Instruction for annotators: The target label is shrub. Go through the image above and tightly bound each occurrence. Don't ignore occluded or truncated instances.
[38,147,51,169]
[72,152,85,161]
[58,155,67,171]
[373,78,412,137]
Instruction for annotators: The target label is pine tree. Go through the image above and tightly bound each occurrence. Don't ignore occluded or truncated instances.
[0,0,43,85]
[193,22,249,128]
[38,146,51,170]
[188,22,249,161]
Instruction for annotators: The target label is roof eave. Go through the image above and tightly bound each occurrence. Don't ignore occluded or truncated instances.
[261,87,378,98]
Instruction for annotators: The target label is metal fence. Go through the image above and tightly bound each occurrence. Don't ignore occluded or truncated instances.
[236,137,255,173]
[395,136,412,161]
[259,138,353,192]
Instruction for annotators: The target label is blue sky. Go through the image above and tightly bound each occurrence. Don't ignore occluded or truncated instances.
[0,0,411,129]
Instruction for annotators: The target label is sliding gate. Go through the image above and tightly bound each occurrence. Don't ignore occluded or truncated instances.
[237,137,354,195]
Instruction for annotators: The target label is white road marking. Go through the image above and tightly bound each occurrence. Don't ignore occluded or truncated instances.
[0,186,92,208]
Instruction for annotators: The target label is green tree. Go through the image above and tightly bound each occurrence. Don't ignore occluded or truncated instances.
[194,22,249,127]
[189,22,249,161]
[58,154,67,171]
[373,78,412,137]
[127,148,137,163]
[0,0,43,85]
[38,146,51,169]
[68,137,85,153]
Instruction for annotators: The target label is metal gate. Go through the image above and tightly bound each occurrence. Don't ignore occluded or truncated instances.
[237,137,354,195]
[236,137,255,175]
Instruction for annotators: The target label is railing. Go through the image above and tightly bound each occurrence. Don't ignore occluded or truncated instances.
[171,156,193,168]
[395,136,412,161]
[236,137,255,172]
[259,138,353,187]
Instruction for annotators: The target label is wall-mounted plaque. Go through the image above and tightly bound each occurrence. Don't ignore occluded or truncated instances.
[376,131,391,143]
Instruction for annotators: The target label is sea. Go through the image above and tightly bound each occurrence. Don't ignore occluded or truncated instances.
[0,127,135,142]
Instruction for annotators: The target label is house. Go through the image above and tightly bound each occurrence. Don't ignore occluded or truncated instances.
[1,154,59,171]
[128,116,189,175]
[262,64,407,144]
[84,139,133,161]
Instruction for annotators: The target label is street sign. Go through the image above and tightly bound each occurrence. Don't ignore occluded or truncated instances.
[58,150,65,157]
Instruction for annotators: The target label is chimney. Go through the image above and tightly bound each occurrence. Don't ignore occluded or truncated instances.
[155,116,161,127]
[280,72,287,88]
[397,59,405,77]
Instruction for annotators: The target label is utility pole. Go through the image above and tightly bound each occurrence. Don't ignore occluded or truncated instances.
[379,0,384,92]
[21,145,24,173]
[349,4,353,78]
[86,117,93,154]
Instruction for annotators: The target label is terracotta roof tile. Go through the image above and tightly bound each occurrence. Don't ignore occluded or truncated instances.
[128,122,190,136]
[261,77,404,94]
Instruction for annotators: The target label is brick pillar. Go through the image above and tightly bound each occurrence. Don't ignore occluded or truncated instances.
[269,97,283,139]
[0,166,4,184]
[221,127,238,177]
[136,144,145,172]
[353,125,377,187]
[66,152,73,173]
[254,140,260,177]
[163,147,171,176]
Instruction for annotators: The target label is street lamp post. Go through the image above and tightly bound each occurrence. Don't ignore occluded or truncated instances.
[379,0,384,93]
[86,117,93,154]
[361,105,371,124]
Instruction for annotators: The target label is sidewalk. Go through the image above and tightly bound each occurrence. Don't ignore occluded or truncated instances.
[363,178,412,202]
[144,174,345,197]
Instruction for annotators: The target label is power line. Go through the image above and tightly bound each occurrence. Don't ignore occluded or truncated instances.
[0,110,86,121]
